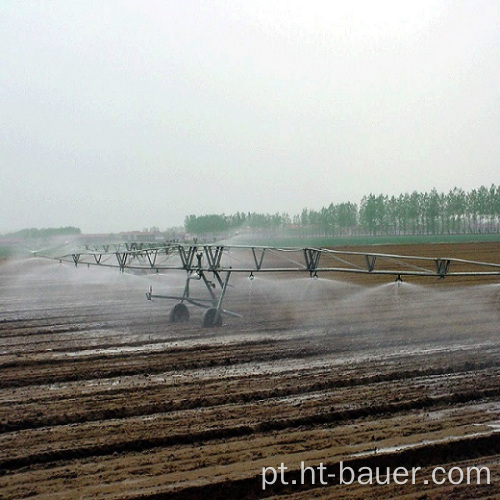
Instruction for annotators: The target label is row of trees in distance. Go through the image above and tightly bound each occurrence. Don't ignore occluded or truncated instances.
[3,226,82,239]
[184,185,500,237]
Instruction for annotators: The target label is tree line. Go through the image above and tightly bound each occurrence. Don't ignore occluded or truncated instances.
[184,185,500,237]
[3,226,81,239]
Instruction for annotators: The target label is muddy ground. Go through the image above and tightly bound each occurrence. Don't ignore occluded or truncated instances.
[0,242,499,499]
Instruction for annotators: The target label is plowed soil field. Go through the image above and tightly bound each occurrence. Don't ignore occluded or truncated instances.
[0,242,499,499]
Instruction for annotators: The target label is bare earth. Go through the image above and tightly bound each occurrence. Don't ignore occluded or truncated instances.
[0,242,499,499]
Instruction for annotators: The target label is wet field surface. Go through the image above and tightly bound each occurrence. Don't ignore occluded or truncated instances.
[0,242,499,498]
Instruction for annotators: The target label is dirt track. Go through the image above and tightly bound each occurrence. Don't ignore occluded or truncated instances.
[0,242,499,499]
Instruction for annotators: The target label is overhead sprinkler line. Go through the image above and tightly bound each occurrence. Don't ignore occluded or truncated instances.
[38,243,500,328]
[42,244,500,278]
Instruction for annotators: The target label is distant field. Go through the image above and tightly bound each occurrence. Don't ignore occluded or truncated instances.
[232,232,500,248]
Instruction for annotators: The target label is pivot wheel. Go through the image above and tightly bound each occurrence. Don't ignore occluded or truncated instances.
[170,303,190,323]
[202,307,222,328]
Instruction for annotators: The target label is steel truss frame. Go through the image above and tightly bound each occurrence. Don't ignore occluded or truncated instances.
[44,244,500,327]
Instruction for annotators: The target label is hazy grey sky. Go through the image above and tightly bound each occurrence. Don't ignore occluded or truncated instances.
[1,0,499,233]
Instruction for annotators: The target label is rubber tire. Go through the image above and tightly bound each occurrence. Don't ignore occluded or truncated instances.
[202,307,222,328]
[170,303,190,323]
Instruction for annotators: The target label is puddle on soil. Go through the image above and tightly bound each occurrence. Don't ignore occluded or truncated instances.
[483,420,500,432]
[60,329,318,357]
[350,425,500,458]
[426,402,500,421]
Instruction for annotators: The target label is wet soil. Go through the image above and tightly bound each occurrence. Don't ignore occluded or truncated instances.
[0,242,499,499]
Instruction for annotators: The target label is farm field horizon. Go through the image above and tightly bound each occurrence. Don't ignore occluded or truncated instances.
[0,241,499,498]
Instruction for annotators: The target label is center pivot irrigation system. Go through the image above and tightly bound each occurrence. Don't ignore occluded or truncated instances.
[41,243,500,327]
